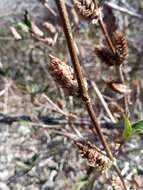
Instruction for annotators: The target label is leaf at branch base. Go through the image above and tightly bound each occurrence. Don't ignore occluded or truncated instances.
[122,113,132,140]
[107,81,132,94]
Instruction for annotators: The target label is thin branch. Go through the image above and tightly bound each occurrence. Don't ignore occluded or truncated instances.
[105,2,143,20]
[44,3,57,17]
[43,93,69,116]
[98,12,116,54]
[55,0,113,160]
[55,1,127,189]
[91,81,117,124]
[31,122,79,141]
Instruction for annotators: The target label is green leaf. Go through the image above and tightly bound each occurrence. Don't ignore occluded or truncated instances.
[122,113,132,140]
[132,120,143,134]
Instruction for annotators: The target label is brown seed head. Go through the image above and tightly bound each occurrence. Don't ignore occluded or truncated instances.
[48,55,81,96]
[75,141,112,172]
[112,32,128,64]
[107,80,132,95]
[74,0,101,21]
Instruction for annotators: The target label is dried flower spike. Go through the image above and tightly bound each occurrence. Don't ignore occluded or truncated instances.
[95,46,117,66]
[75,141,112,172]
[112,32,128,64]
[48,55,79,96]
[74,0,101,21]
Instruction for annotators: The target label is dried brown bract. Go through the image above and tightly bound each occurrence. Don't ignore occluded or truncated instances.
[74,0,101,21]
[32,35,56,46]
[95,46,117,66]
[75,141,112,172]
[43,22,56,34]
[31,22,44,37]
[107,81,132,95]
[48,55,85,96]
[112,32,128,64]
[10,26,22,40]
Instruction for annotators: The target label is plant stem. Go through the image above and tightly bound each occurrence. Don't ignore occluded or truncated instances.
[117,65,129,114]
[98,18,116,54]
[98,11,129,114]
[55,1,127,189]
[55,0,113,159]
[91,81,117,123]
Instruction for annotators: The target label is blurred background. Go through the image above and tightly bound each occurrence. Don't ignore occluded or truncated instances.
[0,0,143,189]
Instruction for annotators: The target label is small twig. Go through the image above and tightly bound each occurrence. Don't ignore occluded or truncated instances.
[30,122,79,141]
[91,81,117,124]
[98,8,129,115]
[43,93,69,116]
[44,3,57,17]
[105,2,143,20]
[69,123,83,138]
[43,94,83,138]
[98,11,116,54]
[119,66,129,114]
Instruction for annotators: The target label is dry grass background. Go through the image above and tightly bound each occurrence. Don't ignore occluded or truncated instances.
[0,0,143,189]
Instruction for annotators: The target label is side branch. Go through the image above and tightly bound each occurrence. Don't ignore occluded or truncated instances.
[55,0,113,161]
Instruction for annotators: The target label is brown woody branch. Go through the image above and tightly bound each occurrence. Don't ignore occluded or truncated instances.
[55,1,127,189]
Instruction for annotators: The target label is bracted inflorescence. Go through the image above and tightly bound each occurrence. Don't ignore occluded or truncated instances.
[75,141,112,172]
[112,32,128,64]
[74,0,101,20]
[48,55,88,96]
[48,55,79,96]
[94,46,117,66]
[95,31,128,66]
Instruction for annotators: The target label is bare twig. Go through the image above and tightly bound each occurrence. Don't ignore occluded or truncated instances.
[98,12,116,54]
[43,93,68,116]
[105,2,143,20]
[31,122,79,141]
[43,2,57,17]
[91,81,117,124]
[55,0,113,159]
